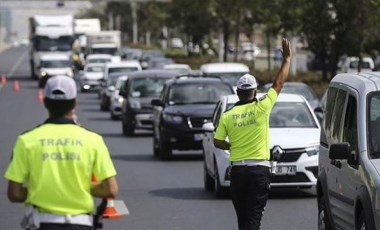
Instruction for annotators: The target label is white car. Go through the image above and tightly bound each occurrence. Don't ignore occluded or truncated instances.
[85,54,113,64]
[79,63,105,92]
[200,62,249,90]
[163,64,192,74]
[110,76,128,120]
[103,61,142,81]
[337,56,374,73]
[202,93,321,197]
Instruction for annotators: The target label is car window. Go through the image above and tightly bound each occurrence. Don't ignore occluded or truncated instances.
[88,59,110,64]
[86,66,104,72]
[269,102,318,128]
[369,93,380,155]
[106,75,123,86]
[116,79,127,90]
[323,87,338,139]
[129,77,167,98]
[342,94,358,156]
[41,60,71,68]
[331,89,347,142]
[108,67,139,74]
[168,82,232,105]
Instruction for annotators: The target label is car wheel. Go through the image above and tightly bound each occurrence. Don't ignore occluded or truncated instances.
[318,195,333,230]
[110,111,118,120]
[203,160,215,191]
[357,210,367,230]
[214,161,227,198]
[159,139,172,160]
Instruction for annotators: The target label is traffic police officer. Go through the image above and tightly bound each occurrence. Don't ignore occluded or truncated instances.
[5,75,119,230]
[214,38,291,230]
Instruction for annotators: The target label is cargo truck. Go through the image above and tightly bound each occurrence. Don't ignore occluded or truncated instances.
[86,31,121,63]
[29,15,75,79]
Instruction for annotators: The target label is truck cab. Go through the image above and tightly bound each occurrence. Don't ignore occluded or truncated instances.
[38,53,73,87]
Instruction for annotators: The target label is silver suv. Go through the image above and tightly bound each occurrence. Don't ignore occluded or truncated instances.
[317,72,380,230]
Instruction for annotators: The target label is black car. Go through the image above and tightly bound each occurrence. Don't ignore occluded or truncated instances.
[151,76,234,160]
[119,70,178,136]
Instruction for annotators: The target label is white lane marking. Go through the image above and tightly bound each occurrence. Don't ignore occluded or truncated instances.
[7,48,29,78]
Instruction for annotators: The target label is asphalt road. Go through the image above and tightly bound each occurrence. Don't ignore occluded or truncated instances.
[0,46,317,230]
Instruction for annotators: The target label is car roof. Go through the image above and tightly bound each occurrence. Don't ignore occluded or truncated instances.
[164,64,191,70]
[116,76,128,81]
[105,60,141,68]
[331,72,380,93]
[200,62,249,73]
[84,63,105,68]
[127,69,179,79]
[86,54,112,59]
[166,76,230,85]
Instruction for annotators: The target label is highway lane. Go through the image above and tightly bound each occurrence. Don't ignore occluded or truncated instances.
[0,46,317,230]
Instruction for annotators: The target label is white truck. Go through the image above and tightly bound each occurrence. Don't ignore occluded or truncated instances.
[74,18,101,69]
[85,31,121,63]
[29,15,75,79]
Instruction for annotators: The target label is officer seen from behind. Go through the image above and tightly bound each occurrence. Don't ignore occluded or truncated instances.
[214,38,291,230]
[5,75,119,230]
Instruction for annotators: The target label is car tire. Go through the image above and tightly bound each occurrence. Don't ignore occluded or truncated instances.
[214,161,228,198]
[159,139,172,160]
[110,111,118,120]
[204,160,215,191]
[318,195,333,230]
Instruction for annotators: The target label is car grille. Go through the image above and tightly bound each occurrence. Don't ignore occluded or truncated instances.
[270,172,310,183]
[277,148,305,163]
[187,117,211,128]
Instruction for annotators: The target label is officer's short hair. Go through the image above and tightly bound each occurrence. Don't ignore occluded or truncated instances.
[44,98,76,117]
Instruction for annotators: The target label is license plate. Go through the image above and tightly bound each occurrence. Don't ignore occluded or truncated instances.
[194,133,204,141]
[274,166,296,176]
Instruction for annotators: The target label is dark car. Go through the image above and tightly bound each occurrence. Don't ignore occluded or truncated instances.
[151,76,234,160]
[119,70,178,136]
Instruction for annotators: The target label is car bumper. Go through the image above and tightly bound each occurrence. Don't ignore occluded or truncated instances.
[81,80,101,91]
[215,152,318,188]
[161,125,205,150]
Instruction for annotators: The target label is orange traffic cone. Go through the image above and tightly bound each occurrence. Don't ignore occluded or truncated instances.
[1,74,7,85]
[37,89,44,103]
[102,198,124,219]
[13,80,20,92]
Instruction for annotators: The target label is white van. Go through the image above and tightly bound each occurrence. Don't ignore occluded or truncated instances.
[337,56,374,73]
[318,72,380,229]
[200,62,249,89]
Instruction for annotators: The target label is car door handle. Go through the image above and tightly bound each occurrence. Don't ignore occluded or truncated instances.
[330,160,342,168]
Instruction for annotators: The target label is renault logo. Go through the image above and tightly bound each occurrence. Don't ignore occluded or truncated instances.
[271,145,284,160]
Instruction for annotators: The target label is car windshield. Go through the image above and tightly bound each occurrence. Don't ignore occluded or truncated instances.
[169,82,232,105]
[88,59,110,64]
[106,74,125,86]
[264,84,317,101]
[349,60,371,69]
[108,67,138,74]
[35,36,72,51]
[369,93,380,155]
[205,73,246,86]
[92,47,118,55]
[129,77,168,98]
[86,66,104,72]
[41,60,71,68]
[227,101,317,128]
[116,79,127,90]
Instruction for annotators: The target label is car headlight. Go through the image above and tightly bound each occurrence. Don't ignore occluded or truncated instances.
[117,97,124,103]
[163,114,183,124]
[129,99,141,109]
[306,145,319,156]
[40,71,47,77]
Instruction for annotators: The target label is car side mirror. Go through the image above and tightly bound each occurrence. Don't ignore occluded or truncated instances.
[151,99,164,107]
[202,122,214,132]
[329,142,350,160]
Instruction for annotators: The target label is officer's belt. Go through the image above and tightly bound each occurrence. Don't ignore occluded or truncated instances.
[231,159,270,167]
[39,213,93,226]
